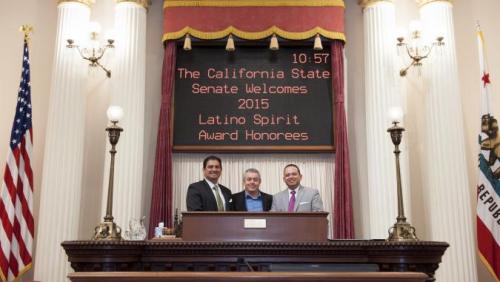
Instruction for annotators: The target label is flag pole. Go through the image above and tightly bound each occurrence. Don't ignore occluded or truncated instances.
[476,21,491,115]
[476,21,500,281]
[0,23,35,282]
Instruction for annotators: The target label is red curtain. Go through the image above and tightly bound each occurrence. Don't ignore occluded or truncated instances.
[163,6,345,41]
[149,41,354,238]
[148,42,176,237]
[162,1,345,41]
[331,41,354,239]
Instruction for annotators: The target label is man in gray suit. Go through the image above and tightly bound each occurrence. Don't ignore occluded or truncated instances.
[271,164,324,212]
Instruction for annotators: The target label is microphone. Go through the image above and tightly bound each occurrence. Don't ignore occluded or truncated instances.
[237,257,255,272]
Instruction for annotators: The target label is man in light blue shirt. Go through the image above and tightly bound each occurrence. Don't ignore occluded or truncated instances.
[245,191,264,212]
[232,168,273,212]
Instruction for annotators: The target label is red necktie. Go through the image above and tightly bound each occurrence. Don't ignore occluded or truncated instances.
[288,190,296,212]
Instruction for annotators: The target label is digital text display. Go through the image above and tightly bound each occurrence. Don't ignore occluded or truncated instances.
[173,45,334,151]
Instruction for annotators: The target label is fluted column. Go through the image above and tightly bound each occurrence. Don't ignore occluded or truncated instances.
[360,0,411,238]
[34,1,91,281]
[101,0,148,230]
[418,1,478,281]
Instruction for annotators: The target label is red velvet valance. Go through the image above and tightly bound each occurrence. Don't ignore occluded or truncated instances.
[162,0,345,42]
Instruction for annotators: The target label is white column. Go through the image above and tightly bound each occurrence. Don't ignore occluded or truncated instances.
[101,0,147,230]
[34,1,90,281]
[418,1,478,281]
[360,0,411,239]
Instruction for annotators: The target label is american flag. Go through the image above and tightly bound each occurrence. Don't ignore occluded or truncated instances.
[0,39,34,282]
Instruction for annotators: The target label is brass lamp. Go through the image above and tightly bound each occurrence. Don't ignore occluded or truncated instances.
[93,106,124,240]
[386,107,418,241]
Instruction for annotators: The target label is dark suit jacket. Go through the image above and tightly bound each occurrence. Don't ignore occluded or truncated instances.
[231,190,273,212]
[186,180,232,211]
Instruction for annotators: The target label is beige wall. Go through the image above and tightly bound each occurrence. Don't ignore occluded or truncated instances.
[453,1,500,281]
[0,0,499,281]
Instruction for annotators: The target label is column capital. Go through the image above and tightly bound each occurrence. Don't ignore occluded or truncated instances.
[57,0,95,7]
[115,0,151,10]
[416,0,452,7]
[358,0,393,9]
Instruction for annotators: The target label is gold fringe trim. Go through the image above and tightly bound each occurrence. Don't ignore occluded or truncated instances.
[164,0,344,8]
[163,26,345,41]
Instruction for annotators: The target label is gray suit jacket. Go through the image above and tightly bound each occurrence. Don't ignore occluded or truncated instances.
[271,185,324,212]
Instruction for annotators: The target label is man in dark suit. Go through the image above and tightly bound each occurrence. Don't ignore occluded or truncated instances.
[232,168,272,212]
[186,156,232,211]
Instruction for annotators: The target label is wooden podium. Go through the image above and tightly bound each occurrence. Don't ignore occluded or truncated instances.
[182,212,328,242]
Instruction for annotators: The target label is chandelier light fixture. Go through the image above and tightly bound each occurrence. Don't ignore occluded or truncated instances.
[66,22,115,78]
[396,20,444,77]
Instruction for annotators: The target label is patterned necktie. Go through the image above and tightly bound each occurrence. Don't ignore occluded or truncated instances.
[288,190,296,212]
[213,185,225,211]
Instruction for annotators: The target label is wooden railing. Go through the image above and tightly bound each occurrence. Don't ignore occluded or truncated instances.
[68,271,429,282]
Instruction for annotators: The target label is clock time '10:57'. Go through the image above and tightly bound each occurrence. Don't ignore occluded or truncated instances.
[292,53,330,64]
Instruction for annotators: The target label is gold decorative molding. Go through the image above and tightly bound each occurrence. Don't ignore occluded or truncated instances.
[163,26,346,41]
[116,0,151,10]
[358,0,393,9]
[57,0,95,7]
[164,0,344,8]
[416,0,452,8]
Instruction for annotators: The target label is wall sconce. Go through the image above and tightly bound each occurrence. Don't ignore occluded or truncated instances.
[66,22,115,78]
[396,20,444,77]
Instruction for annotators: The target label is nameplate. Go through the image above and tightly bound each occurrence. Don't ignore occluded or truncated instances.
[244,218,267,229]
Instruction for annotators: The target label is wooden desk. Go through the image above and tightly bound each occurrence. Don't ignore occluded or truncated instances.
[68,271,429,282]
[62,240,448,282]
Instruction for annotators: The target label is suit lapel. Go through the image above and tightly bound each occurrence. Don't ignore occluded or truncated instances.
[239,193,247,211]
[281,190,289,210]
[262,194,269,211]
[203,180,217,207]
[221,186,231,202]
[294,186,303,211]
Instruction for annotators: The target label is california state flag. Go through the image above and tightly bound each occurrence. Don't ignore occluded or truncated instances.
[476,24,500,281]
